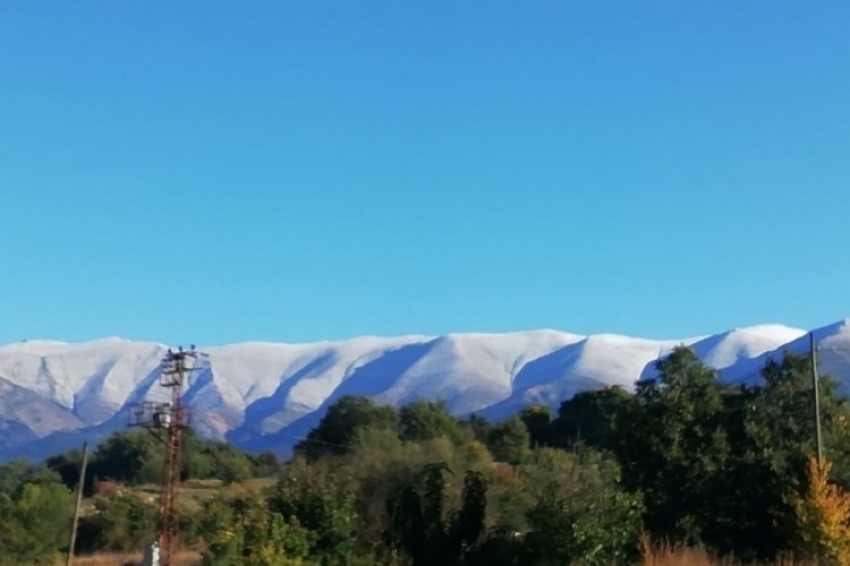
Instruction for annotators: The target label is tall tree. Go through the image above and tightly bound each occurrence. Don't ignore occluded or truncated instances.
[385,463,487,566]
[0,475,73,565]
[200,493,313,566]
[550,386,632,451]
[486,416,531,465]
[89,430,163,485]
[268,462,359,562]
[519,404,552,448]
[723,352,850,559]
[618,346,730,545]
[295,395,399,461]
[400,400,470,444]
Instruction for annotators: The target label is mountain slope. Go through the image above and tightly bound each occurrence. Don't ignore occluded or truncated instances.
[721,319,850,386]
[0,320,846,462]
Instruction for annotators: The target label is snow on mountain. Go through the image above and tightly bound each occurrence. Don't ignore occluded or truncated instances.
[691,325,808,369]
[720,319,850,387]
[0,321,847,462]
[229,331,578,452]
[0,338,168,426]
[205,336,432,438]
[0,377,82,445]
[483,334,690,419]
[371,331,582,411]
[636,324,809,382]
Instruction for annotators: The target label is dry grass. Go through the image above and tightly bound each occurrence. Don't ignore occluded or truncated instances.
[642,540,734,566]
[68,550,201,566]
[70,546,809,566]
[70,540,810,566]
[118,476,278,511]
[640,537,807,566]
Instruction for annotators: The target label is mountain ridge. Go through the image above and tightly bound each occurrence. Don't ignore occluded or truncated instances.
[1,320,847,462]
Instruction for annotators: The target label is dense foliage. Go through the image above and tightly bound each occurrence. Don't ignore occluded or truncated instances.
[44,429,279,493]
[0,468,72,565]
[1,347,848,564]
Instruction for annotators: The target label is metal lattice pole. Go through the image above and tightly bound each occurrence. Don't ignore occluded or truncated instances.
[131,346,201,566]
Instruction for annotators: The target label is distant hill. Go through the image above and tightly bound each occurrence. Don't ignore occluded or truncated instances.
[1,319,848,462]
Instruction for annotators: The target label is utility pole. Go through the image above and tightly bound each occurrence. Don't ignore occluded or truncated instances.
[65,441,89,566]
[130,346,203,566]
[811,332,823,463]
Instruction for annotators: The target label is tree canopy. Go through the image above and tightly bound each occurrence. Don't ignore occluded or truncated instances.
[3,347,848,565]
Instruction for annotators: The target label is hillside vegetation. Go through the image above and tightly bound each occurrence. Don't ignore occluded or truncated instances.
[7,319,849,463]
[2,347,849,565]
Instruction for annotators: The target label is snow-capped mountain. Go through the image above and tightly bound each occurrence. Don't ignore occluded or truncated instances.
[1,320,848,462]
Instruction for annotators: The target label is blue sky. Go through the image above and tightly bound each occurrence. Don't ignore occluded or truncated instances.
[1,1,847,346]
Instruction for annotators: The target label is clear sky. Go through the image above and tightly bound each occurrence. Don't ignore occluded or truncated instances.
[1,1,847,347]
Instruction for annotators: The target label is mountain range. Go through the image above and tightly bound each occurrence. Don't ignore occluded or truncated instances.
[2,319,849,462]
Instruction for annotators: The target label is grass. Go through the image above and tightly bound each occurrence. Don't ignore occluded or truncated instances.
[640,538,806,566]
[641,542,734,566]
[129,476,277,508]
[69,539,810,565]
[67,550,201,566]
[71,546,807,566]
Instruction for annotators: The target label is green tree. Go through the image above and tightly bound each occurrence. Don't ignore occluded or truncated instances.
[343,426,494,551]
[182,430,275,482]
[744,352,850,491]
[519,404,552,448]
[249,451,281,477]
[0,477,73,565]
[89,430,163,485]
[460,414,493,444]
[484,447,645,566]
[618,346,730,545]
[522,485,644,566]
[75,492,158,553]
[486,416,531,465]
[197,441,253,485]
[0,459,38,496]
[400,400,471,444]
[550,386,632,451]
[180,429,215,480]
[45,449,89,493]
[296,395,400,461]
[384,463,488,566]
[722,352,850,559]
[268,462,360,562]
[200,493,313,566]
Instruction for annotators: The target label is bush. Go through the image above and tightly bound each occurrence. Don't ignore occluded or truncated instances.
[0,477,73,565]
